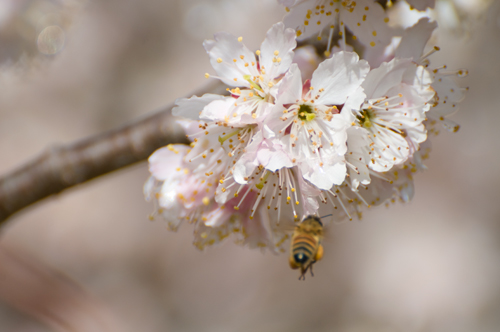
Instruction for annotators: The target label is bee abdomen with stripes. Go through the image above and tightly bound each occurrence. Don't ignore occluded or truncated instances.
[289,215,324,280]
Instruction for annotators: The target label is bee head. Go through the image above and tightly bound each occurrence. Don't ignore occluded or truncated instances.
[304,215,323,227]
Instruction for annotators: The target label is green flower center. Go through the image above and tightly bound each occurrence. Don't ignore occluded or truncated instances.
[357,109,375,128]
[297,104,316,122]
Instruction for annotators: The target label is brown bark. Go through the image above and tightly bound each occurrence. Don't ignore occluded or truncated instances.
[0,80,225,224]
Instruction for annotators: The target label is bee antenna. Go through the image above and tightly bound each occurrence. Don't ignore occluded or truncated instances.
[319,214,333,219]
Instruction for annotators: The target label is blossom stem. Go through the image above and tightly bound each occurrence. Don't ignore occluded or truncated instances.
[0,80,226,225]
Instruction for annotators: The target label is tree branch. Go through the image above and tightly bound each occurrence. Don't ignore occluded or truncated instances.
[0,80,226,225]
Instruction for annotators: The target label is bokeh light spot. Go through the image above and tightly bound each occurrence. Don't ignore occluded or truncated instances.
[37,25,65,55]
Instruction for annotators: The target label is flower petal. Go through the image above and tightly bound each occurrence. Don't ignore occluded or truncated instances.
[362,58,413,99]
[200,97,235,122]
[203,32,256,87]
[260,22,297,80]
[173,94,227,120]
[311,51,370,105]
[396,18,437,61]
[276,63,303,105]
[148,144,189,181]
[341,0,394,48]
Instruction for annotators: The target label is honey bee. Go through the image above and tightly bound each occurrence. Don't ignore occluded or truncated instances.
[289,215,326,280]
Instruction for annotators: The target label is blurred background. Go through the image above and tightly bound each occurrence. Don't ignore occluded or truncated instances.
[0,0,499,331]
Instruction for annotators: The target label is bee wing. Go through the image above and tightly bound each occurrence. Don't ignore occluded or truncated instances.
[316,216,336,245]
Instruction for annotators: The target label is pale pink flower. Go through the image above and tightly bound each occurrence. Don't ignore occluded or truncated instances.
[266,51,370,190]
[279,0,394,51]
[346,57,434,172]
[396,18,467,133]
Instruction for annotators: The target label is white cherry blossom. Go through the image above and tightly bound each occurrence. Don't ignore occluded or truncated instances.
[204,22,296,100]
[144,7,467,253]
[266,51,369,190]
[395,18,467,134]
[279,0,394,51]
[347,57,434,172]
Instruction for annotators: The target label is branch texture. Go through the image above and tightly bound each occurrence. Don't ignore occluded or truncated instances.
[0,81,225,224]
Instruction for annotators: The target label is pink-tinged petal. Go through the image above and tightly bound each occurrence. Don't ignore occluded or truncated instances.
[203,32,256,87]
[202,205,232,228]
[200,97,235,122]
[172,94,227,120]
[148,144,189,181]
[341,0,394,48]
[362,58,413,98]
[396,18,437,61]
[406,0,436,11]
[260,22,297,79]
[276,63,303,105]
[311,51,370,105]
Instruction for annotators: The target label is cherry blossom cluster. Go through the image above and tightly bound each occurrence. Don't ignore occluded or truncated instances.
[145,1,466,251]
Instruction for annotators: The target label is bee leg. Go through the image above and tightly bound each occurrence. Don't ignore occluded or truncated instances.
[309,261,316,277]
[299,268,306,280]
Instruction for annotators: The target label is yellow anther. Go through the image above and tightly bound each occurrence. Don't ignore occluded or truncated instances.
[217,58,223,63]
